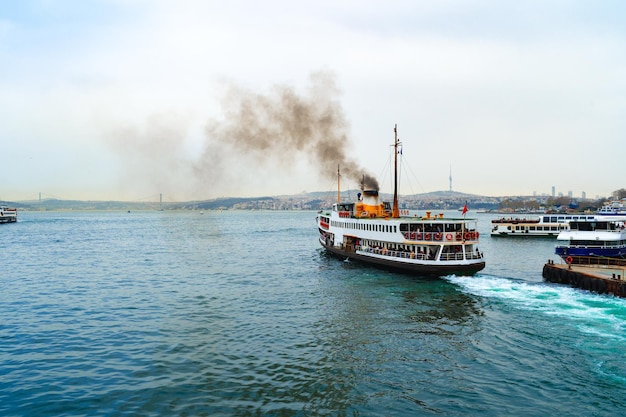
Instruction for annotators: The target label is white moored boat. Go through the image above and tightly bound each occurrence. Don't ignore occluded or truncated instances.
[597,199,626,216]
[316,126,485,276]
[555,218,626,262]
[490,214,597,237]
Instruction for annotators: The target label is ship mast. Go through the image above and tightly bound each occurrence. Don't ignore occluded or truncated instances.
[337,164,341,204]
[392,124,400,218]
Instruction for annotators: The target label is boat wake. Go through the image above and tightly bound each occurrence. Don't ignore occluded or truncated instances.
[444,274,626,342]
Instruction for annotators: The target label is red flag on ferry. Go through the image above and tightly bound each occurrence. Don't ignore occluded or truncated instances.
[462,203,468,215]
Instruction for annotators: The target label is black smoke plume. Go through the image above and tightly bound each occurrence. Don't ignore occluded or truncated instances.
[201,72,379,191]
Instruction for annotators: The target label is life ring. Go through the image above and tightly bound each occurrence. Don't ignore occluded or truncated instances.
[416,232,423,240]
[445,233,453,240]
[456,233,462,240]
[434,233,442,240]
[566,256,573,265]
[476,231,480,238]
[425,232,431,240]
[410,232,416,240]
[464,232,470,240]
[404,232,410,239]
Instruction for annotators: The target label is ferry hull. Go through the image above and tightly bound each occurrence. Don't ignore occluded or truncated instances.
[491,231,559,238]
[320,239,485,276]
[556,247,626,259]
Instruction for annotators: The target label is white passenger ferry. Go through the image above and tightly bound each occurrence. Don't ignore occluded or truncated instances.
[555,218,626,261]
[490,214,597,237]
[0,206,17,223]
[316,126,485,276]
[597,199,626,216]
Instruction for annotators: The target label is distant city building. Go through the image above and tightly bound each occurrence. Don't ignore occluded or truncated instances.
[568,191,573,198]
[582,191,586,199]
[551,186,555,198]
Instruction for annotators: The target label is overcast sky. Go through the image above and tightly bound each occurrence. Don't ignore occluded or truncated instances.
[2,0,625,202]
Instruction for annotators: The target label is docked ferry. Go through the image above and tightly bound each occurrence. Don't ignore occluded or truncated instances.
[555,218,626,261]
[0,206,17,223]
[490,214,597,237]
[597,199,626,216]
[316,126,485,276]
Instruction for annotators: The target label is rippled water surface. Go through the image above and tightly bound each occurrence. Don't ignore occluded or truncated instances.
[1,210,625,416]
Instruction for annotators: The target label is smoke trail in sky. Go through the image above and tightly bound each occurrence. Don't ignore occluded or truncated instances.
[107,72,378,200]
[200,71,379,191]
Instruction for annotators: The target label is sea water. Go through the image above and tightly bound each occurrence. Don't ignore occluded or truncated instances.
[1,210,625,416]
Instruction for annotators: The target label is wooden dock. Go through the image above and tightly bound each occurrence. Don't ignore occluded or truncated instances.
[542,259,626,297]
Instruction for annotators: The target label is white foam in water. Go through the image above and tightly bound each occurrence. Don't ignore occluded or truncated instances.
[445,274,626,342]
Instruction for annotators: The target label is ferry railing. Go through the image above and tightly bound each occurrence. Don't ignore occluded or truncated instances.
[357,245,431,260]
[558,242,624,249]
[440,253,465,261]
[568,256,626,268]
[468,251,484,260]
[563,256,626,281]
[441,252,484,261]
[356,245,483,261]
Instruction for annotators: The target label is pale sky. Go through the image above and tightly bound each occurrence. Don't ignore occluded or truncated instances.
[2,0,625,202]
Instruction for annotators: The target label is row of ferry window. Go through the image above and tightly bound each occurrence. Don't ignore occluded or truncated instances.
[331,220,397,233]
[513,225,567,231]
[566,240,626,247]
[542,215,596,223]
[399,223,466,233]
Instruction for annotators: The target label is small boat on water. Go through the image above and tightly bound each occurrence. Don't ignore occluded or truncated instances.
[490,214,597,237]
[597,199,626,216]
[555,218,626,262]
[0,206,17,223]
[316,126,485,276]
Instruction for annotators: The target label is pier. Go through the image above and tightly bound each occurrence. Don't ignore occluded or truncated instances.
[542,257,626,297]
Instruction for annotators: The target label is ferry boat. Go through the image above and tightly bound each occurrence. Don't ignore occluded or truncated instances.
[597,199,626,216]
[555,218,626,261]
[316,126,485,276]
[0,206,17,223]
[490,214,597,237]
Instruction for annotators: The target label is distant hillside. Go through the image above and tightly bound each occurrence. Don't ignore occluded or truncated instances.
[304,189,480,200]
[173,197,276,210]
[404,190,481,199]
[8,189,490,212]
[10,199,162,211]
